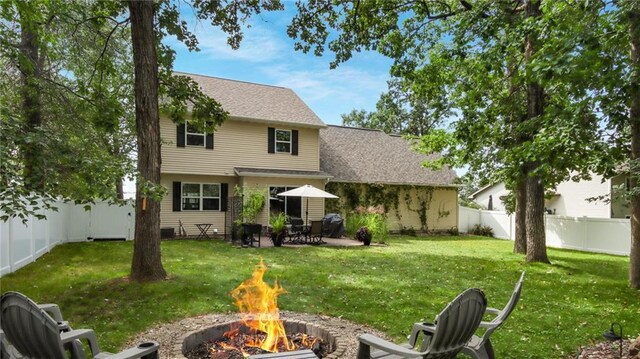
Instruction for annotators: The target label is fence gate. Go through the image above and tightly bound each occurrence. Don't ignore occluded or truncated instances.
[225,196,243,241]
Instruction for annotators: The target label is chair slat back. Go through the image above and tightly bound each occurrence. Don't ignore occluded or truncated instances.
[309,220,322,235]
[0,292,67,359]
[425,288,487,358]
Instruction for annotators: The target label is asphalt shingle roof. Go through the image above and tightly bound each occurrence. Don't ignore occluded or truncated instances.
[175,72,325,128]
[319,125,457,186]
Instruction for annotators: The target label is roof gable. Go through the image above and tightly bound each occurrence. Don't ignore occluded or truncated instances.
[319,125,457,186]
[175,72,325,128]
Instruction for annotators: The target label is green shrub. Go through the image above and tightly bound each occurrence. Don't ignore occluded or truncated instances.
[469,224,494,237]
[346,206,388,240]
[447,227,460,236]
[400,226,417,236]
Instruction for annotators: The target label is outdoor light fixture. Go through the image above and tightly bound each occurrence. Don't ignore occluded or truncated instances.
[603,322,623,358]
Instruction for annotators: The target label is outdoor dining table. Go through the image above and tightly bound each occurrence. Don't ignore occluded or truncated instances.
[194,223,212,240]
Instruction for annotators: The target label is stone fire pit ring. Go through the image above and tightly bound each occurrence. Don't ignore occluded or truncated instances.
[176,319,347,359]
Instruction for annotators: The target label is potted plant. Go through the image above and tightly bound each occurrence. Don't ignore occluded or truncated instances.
[356,226,372,246]
[269,212,288,247]
[235,186,266,244]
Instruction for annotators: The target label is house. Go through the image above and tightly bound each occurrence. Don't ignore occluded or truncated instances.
[160,73,331,235]
[470,173,631,218]
[319,125,459,232]
[159,73,458,235]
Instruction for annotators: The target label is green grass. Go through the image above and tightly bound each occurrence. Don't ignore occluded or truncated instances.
[1,236,639,358]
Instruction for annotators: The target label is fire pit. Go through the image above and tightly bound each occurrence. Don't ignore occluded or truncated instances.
[179,319,346,358]
[172,261,346,359]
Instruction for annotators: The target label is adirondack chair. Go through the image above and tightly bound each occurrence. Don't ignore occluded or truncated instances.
[1,300,80,359]
[461,272,526,359]
[356,288,487,359]
[0,291,159,359]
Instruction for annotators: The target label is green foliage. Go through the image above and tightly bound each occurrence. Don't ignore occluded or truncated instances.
[399,226,417,237]
[341,78,449,136]
[235,185,266,224]
[1,239,638,358]
[269,212,287,234]
[469,224,495,238]
[345,206,388,241]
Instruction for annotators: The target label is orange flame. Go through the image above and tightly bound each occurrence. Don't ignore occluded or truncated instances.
[230,260,294,352]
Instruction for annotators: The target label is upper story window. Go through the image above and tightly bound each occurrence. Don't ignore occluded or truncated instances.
[182,183,220,211]
[267,127,297,155]
[186,121,205,147]
[275,129,291,153]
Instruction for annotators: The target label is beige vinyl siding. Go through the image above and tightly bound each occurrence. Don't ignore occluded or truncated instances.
[387,187,458,231]
[161,116,320,175]
[160,174,238,236]
[240,177,327,225]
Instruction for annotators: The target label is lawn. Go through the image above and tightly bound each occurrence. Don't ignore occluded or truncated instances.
[1,236,638,358]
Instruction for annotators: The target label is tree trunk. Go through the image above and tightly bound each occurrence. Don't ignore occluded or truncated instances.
[525,168,549,263]
[116,178,124,200]
[514,177,527,254]
[524,0,549,263]
[18,9,44,191]
[128,0,167,282]
[628,6,640,289]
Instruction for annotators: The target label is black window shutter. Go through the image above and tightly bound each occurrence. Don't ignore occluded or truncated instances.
[220,183,228,212]
[206,133,214,149]
[268,127,275,153]
[292,130,298,156]
[177,123,185,147]
[173,182,181,211]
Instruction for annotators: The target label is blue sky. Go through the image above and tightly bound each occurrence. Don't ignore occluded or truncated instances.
[167,3,394,125]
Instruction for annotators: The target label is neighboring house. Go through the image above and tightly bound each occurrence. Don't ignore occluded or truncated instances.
[319,125,459,231]
[160,73,458,235]
[470,173,631,218]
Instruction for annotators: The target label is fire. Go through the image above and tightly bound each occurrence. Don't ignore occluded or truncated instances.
[230,260,294,353]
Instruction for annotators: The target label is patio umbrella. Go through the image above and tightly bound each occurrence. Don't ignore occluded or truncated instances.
[277,184,338,225]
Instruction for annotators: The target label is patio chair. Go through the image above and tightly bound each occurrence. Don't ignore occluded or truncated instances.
[0,291,159,359]
[288,217,305,243]
[461,272,526,359]
[356,288,487,359]
[1,299,81,359]
[306,220,324,244]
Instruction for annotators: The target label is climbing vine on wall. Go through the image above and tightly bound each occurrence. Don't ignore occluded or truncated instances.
[404,186,434,231]
[325,182,448,231]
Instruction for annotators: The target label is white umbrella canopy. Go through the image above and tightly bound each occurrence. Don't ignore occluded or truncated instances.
[277,184,338,224]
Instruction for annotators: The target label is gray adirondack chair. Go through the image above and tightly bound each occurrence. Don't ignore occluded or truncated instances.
[0,291,159,359]
[1,299,78,359]
[461,272,526,359]
[356,288,487,359]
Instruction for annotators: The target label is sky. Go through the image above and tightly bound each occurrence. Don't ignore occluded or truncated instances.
[167,3,394,125]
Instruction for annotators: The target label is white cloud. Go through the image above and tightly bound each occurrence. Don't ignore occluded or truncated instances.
[189,19,286,63]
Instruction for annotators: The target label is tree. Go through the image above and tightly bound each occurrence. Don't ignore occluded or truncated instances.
[125,0,283,281]
[0,1,137,222]
[341,77,450,136]
[288,0,606,263]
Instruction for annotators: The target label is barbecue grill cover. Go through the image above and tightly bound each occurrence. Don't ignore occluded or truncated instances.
[322,213,345,238]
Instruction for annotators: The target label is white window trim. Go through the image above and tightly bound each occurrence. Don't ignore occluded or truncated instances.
[274,129,291,154]
[186,120,206,147]
[182,183,220,211]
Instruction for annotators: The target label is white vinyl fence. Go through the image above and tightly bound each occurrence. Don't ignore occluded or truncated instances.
[458,206,631,256]
[0,201,134,276]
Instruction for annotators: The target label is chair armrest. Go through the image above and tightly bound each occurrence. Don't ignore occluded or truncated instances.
[485,307,501,316]
[358,334,423,358]
[61,329,101,357]
[39,303,64,322]
[105,342,160,359]
[478,320,500,330]
[408,322,436,347]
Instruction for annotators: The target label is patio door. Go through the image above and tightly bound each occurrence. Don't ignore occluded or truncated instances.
[269,186,302,219]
